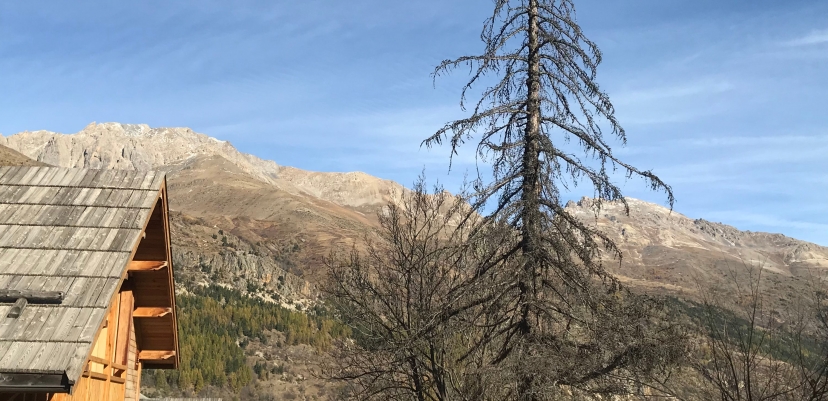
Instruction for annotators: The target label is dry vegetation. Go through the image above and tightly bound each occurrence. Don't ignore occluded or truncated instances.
[0,143,46,166]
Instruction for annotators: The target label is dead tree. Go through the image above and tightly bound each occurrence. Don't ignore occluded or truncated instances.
[694,262,828,401]
[425,0,677,399]
[324,178,514,401]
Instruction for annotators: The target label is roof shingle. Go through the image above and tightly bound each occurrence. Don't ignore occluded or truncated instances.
[0,166,164,381]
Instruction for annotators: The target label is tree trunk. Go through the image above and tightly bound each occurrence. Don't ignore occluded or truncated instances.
[518,0,542,400]
[410,356,428,401]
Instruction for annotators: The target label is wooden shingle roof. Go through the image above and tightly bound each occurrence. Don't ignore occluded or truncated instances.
[0,166,166,387]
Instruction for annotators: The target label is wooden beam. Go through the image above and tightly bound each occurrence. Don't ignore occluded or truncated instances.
[135,361,142,401]
[88,355,127,370]
[6,297,27,318]
[133,307,172,318]
[162,185,181,369]
[84,371,106,381]
[116,287,134,365]
[127,261,167,272]
[88,355,110,366]
[138,350,175,361]
[82,371,126,384]
[0,290,63,303]
[104,295,118,401]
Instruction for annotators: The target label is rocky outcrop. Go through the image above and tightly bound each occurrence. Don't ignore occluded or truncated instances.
[167,210,322,303]
[7,122,828,301]
[1,122,281,181]
[0,122,404,209]
[566,197,828,294]
[172,248,312,300]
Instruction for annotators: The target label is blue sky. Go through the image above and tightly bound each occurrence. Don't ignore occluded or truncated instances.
[1,1,827,245]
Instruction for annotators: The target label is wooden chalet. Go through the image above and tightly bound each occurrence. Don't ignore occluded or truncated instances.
[0,167,179,401]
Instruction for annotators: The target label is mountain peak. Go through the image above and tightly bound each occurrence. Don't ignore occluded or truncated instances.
[0,122,280,181]
[0,122,404,209]
[566,195,828,287]
[80,122,227,143]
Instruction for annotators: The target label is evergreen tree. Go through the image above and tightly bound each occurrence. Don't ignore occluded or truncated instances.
[145,284,350,396]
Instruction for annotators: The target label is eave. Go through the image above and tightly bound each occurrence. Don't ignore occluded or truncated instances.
[0,372,72,393]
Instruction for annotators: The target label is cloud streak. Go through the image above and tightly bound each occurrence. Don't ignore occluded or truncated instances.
[785,29,828,46]
[613,80,734,104]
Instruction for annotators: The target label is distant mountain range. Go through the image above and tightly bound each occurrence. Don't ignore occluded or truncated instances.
[567,197,828,299]
[1,122,404,207]
[1,123,407,306]
[3,122,827,303]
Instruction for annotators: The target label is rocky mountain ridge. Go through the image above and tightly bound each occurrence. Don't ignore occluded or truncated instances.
[4,123,827,300]
[1,123,403,304]
[1,122,404,209]
[566,197,828,295]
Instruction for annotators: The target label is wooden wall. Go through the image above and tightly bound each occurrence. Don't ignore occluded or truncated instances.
[124,319,139,401]
[48,282,139,401]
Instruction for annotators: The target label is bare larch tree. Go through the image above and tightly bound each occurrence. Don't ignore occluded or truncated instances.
[693,262,828,401]
[324,178,516,401]
[425,0,676,399]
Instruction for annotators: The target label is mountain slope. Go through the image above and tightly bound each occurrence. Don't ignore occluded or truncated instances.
[0,143,46,166]
[166,154,380,287]
[4,122,827,301]
[6,122,828,399]
[1,123,400,302]
[567,197,828,297]
[1,122,404,209]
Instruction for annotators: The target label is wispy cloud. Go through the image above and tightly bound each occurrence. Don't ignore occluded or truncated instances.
[611,79,735,126]
[784,29,828,46]
[614,80,734,104]
[676,134,828,147]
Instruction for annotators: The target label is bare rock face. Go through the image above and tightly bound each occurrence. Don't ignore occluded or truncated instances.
[1,122,280,180]
[6,122,828,303]
[0,122,409,302]
[0,122,403,209]
[567,197,828,295]
[168,211,314,303]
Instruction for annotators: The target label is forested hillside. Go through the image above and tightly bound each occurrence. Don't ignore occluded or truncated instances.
[142,285,350,400]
